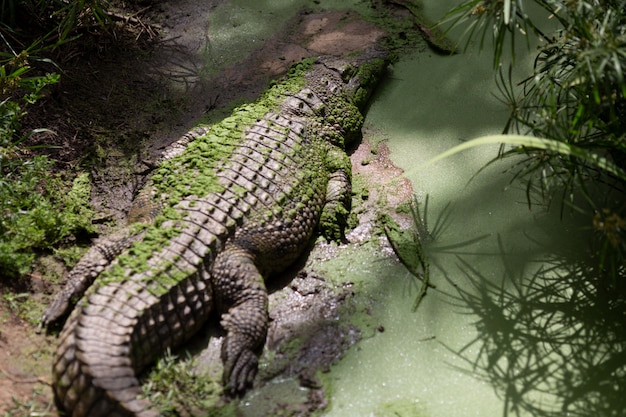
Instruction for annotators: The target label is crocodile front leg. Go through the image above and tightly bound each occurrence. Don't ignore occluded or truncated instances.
[319,147,353,242]
[212,244,269,394]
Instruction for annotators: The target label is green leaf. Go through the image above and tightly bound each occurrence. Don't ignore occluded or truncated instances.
[412,134,626,181]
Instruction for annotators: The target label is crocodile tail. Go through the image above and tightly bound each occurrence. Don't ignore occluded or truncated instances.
[53,268,214,416]
[53,311,155,417]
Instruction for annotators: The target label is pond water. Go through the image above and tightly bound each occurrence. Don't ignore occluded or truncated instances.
[316,2,598,417]
[317,35,532,417]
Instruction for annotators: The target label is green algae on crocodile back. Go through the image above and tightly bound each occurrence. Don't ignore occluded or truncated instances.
[43,47,390,417]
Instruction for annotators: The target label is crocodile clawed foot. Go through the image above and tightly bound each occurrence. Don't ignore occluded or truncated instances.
[222,342,258,396]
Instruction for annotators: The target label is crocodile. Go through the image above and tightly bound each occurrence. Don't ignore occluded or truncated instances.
[41,48,389,417]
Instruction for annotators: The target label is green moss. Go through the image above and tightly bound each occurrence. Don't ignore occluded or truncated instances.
[393,199,413,218]
[353,58,390,109]
[347,173,369,229]
[351,173,370,202]
[33,255,67,289]
[142,350,231,416]
[321,94,364,146]
[64,173,95,229]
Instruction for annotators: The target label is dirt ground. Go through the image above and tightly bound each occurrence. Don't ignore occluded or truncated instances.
[0,1,424,414]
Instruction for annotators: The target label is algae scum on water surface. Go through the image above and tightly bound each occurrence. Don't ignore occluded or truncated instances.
[319,2,617,417]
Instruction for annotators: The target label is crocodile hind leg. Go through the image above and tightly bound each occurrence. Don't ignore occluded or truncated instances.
[40,227,148,328]
[41,126,210,330]
[211,244,269,394]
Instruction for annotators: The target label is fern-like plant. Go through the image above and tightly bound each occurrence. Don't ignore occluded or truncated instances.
[435,0,626,287]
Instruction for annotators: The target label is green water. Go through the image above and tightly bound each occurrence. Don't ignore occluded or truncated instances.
[318,4,588,417]
[317,54,530,416]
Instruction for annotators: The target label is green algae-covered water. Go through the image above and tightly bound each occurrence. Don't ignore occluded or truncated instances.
[316,3,601,417]
[317,53,531,417]
[317,57,538,416]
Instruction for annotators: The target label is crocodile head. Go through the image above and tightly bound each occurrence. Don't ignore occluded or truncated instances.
[321,46,391,109]
[306,47,391,145]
